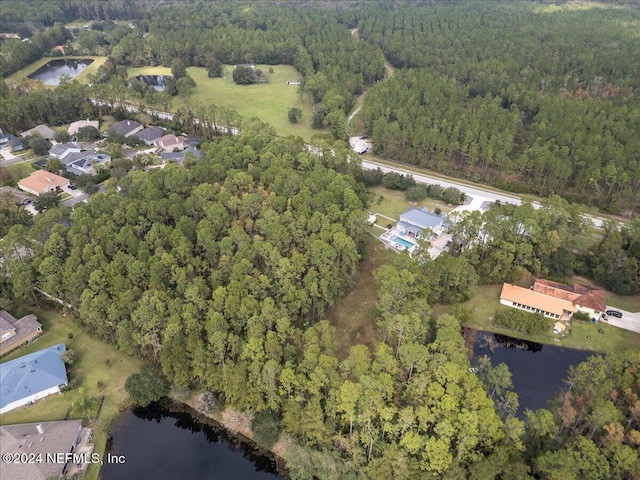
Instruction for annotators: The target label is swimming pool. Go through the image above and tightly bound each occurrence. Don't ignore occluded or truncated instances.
[391,236,416,249]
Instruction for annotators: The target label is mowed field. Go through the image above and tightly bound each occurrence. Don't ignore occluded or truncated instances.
[127,64,315,140]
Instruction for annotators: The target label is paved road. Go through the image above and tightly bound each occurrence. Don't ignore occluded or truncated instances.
[62,192,89,207]
[90,98,610,229]
[360,159,605,228]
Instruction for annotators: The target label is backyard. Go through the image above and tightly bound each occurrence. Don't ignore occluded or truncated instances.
[4,161,35,184]
[127,64,315,140]
[0,306,142,480]
[432,284,640,354]
[368,185,456,226]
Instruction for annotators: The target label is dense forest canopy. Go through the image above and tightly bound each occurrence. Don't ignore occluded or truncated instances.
[1,132,638,476]
[1,2,640,477]
[357,2,640,214]
[3,1,639,212]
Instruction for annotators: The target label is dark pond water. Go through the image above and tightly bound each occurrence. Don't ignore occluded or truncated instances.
[101,402,283,480]
[28,59,94,85]
[135,75,171,92]
[471,331,594,416]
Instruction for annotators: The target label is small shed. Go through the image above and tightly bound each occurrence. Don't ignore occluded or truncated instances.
[553,321,566,334]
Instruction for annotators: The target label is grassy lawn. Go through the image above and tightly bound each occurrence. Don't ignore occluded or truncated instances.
[368,185,456,225]
[0,307,143,480]
[606,293,640,312]
[432,284,640,354]
[5,161,35,184]
[127,64,315,140]
[6,56,107,85]
[327,238,393,360]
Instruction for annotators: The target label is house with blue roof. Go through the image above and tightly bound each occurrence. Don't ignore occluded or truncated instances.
[398,207,446,238]
[379,207,451,257]
[0,343,68,414]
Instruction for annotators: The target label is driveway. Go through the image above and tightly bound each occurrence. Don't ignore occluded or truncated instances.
[61,185,84,198]
[0,149,19,163]
[603,307,640,334]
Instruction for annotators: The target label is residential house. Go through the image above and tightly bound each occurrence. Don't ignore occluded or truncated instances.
[49,143,81,161]
[0,33,21,39]
[0,420,94,479]
[0,343,68,414]
[134,126,164,145]
[0,129,24,152]
[500,278,606,321]
[61,152,111,176]
[155,133,189,153]
[532,278,606,317]
[0,310,42,356]
[160,145,200,164]
[20,124,56,141]
[18,170,69,196]
[68,119,99,136]
[107,119,143,137]
[398,207,446,238]
[500,283,573,320]
[0,186,32,205]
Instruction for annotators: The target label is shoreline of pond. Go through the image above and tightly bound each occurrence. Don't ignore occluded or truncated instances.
[101,397,288,480]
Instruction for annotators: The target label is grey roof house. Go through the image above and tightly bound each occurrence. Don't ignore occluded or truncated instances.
[0,129,24,151]
[0,186,32,205]
[0,420,93,480]
[107,119,144,137]
[62,152,111,176]
[49,143,81,160]
[68,119,99,135]
[0,310,42,356]
[0,343,68,414]
[134,126,164,144]
[161,145,201,164]
[398,207,446,237]
[20,124,56,141]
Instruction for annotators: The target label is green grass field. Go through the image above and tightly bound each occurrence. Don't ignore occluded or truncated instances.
[432,284,640,354]
[327,238,393,360]
[127,64,315,140]
[5,161,35,184]
[0,307,142,480]
[368,185,456,225]
[6,56,107,85]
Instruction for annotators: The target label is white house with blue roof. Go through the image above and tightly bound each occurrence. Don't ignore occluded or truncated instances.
[380,207,449,256]
[398,207,446,237]
[0,343,68,414]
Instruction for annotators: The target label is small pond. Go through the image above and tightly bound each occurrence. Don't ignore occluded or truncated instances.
[28,59,94,85]
[471,331,594,416]
[135,75,172,92]
[101,402,283,480]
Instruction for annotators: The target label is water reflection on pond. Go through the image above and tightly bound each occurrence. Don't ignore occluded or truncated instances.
[102,402,283,480]
[471,331,594,416]
[135,75,171,92]
[28,59,94,85]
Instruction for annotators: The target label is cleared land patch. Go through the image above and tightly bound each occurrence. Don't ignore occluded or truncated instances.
[327,238,394,360]
[127,64,314,140]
